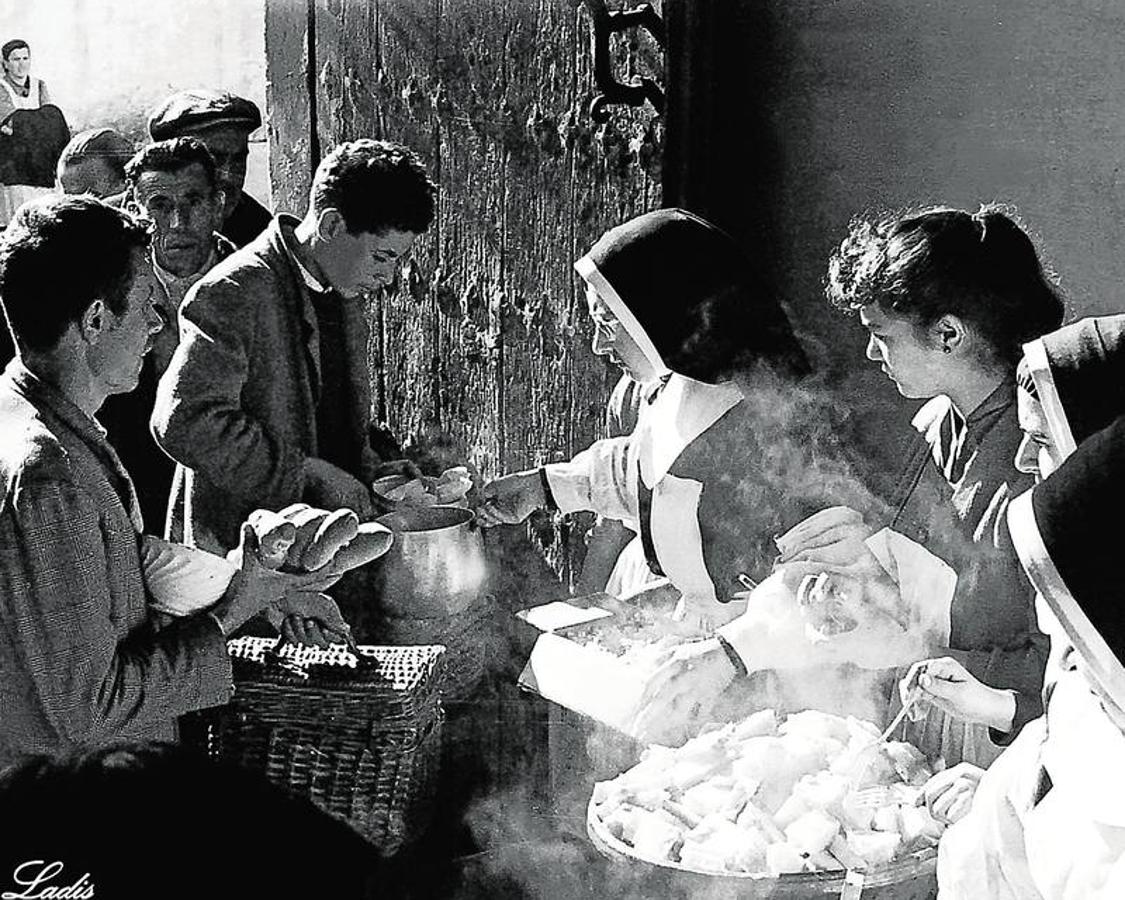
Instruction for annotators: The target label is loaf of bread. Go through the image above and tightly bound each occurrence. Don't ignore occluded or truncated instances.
[247,509,297,569]
[300,509,361,571]
[323,522,394,577]
[285,508,333,569]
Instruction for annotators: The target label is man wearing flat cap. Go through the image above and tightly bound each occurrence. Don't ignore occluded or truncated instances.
[148,88,270,248]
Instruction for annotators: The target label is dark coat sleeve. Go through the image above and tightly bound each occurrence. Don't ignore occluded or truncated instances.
[152,274,307,512]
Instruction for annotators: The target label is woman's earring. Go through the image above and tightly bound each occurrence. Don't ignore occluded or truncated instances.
[942,346,952,354]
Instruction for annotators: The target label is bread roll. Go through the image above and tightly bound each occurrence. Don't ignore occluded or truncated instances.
[285,507,332,568]
[247,509,297,568]
[301,509,360,571]
[323,522,394,577]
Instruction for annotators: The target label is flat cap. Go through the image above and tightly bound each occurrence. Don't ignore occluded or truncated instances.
[59,128,136,165]
[148,89,262,139]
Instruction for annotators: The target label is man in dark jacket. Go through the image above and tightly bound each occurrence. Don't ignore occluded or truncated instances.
[153,139,435,553]
[98,137,233,534]
[147,89,270,248]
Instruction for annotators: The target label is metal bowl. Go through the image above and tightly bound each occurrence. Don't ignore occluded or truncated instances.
[373,506,488,618]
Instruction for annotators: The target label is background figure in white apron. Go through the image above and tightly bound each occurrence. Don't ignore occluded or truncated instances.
[0,39,57,227]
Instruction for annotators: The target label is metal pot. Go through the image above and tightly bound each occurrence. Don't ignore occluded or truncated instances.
[373,505,488,618]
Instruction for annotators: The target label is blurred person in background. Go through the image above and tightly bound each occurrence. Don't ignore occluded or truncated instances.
[97,137,232,533]
[147,88,271,247]
[153,139,433,553]
[56,127,134,201]
[0,39,65,227]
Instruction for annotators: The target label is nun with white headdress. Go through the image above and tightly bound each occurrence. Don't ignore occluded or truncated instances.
[477,207,813,626]
[879,315,1125,898]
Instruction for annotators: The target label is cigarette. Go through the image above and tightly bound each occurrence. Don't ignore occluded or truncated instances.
[737,573,759,591]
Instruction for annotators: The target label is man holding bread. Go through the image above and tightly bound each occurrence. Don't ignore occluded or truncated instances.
[154,139,435,553]
[0,196,356,767]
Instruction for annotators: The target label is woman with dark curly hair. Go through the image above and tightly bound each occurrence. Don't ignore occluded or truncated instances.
[477,208,824,628]
[777,205,1065,765]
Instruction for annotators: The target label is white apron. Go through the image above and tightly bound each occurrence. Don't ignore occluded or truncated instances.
[939,658,1125,899]
[545,374,743,617]
[1,76,54,226]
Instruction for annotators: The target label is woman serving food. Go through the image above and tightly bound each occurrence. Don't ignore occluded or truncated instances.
[477,208,813,626]
[634,205,1065,756]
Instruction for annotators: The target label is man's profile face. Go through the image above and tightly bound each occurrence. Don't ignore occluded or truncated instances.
[3,48,30,82]
[59,159,124,199]
[180,124,251,221]
[317,217,417,299]
[95,250,164,396]
[132,163,224,278]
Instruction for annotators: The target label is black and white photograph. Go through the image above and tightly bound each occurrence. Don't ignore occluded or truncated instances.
[0,1,1123,897]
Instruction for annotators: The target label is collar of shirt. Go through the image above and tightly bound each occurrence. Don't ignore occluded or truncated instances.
[3,74,30,97]
[2,360,144,531]
[635,373,744,487]
[911,378,1015,485]
[276,214,332,295]
[153,245,217,297]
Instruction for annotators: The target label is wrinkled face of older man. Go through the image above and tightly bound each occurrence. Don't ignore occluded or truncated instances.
[132,162,225,278]
[180,124,251,222]
[3,47,30,83]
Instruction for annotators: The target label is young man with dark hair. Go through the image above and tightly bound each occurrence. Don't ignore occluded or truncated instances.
[154,138,436,553]
[96,138,233,532]
[0,195,343,769]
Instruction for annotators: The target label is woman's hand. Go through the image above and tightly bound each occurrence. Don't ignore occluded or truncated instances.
[902,657,1017,732]
[476,470,545,527]
[670,593,746,632]
[918,762,985,825]
[630,638,738,744]
[776,506,874,567]
[777,556,907,630]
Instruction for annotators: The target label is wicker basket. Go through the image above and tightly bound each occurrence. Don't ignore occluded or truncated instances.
[587,798,938,900]
[184,636,446,857]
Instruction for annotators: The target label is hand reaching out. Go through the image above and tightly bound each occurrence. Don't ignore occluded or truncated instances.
[918,762,985,825]
[475,470,545,527]
[901,657,1017,733]
[630,638,737,745]
[303,457,376,520]
[775,506,874,567]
